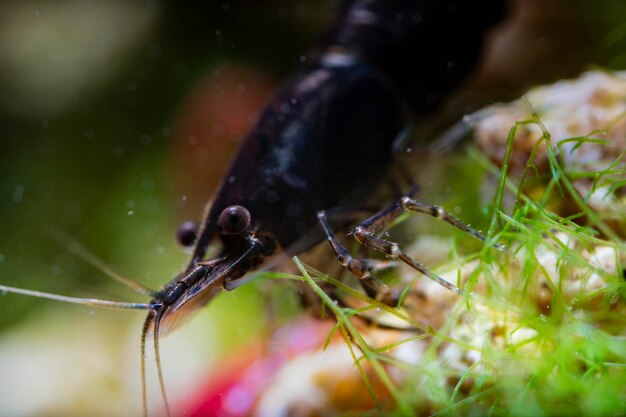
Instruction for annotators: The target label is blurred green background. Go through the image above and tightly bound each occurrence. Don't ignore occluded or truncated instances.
[0,1,625,416]
[0,2,331,415]
[0,0,332,324]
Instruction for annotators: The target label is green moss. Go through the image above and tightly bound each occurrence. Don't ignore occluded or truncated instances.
[297,115,625,416]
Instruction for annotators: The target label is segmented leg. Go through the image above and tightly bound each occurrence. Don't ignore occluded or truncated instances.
[317,210,397,302]
[318,210,393,279]
[320,190,504,296]
[349,194,502,294]
[399,196,506,251]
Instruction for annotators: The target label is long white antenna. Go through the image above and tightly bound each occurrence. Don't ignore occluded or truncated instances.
[0,285,150,310]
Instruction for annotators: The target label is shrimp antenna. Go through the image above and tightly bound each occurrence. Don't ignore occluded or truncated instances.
[48,227,158,297]
[154,310,172,417]
[141,314,151,417]
[0,285,150,310]
[140,308,172,417]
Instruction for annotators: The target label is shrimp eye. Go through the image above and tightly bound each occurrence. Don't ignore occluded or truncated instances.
[219,205,251,235]
[176,221,199,247]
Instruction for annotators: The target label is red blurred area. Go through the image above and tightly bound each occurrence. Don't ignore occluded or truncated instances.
[178,318,336,417]
[170,64,275,220]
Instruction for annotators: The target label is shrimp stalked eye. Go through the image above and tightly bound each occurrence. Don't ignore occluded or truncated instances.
[176,221,199,247]
[218,205,251,235]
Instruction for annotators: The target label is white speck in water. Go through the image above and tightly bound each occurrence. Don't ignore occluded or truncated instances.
[406,147,412,153]
[89,311,96,316]
[126,200,136,208]
[227,175,236,184]
[127,210,135,216]
[156,247,165,254]
[299,55,306,62]
[51,265,62,276]
[182,195,188,201]
[290,98,298,105]
[0,254,4,263]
